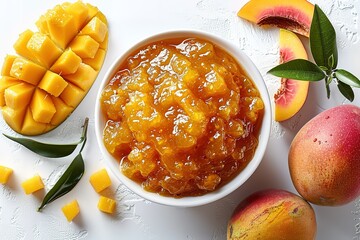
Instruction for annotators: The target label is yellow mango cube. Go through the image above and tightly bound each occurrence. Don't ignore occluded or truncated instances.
[98,196,116,214]
[21,174,44,194]
[13,30,38,63]
[69,35,99,59]
[50,49,81,75]
[89,168,112,193]
[99,33,108,50]
[38,71,68,97]
[1,55,17,76]
[27,32,63,69]
[0,166,13,184]
[86,3,100,19]
[4,83,35,109]
[82,48,106,71]
[64,63,96,91]
[50,96,74,126]
[62,200,80,222]
[10,57,46,85]
[46,5,78,49]
[36,15,49,34]
[80,17,107,43]
[30,89,56,124]
[63,1,89,30]
[0,77,22,106]
[60,82,86,108]
[21,108,47,135]
[1,106,26,133]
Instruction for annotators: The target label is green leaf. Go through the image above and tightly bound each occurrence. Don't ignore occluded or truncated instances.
[337,81,354,102]
[3,134,80,158]
[38,153,85,211]
[268,59,325,81]
[310,5,338,69]
[335,69,360,88]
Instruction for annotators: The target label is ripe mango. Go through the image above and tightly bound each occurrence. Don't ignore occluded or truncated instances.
[0,1,108,135]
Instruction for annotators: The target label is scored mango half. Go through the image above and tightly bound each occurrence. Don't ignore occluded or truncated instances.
[0,1,108,135]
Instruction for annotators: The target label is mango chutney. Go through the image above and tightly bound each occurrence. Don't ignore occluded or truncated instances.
[100,38,264,197]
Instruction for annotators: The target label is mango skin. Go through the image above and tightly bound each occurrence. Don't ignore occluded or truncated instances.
[227,189,316,240]
[289,104,360,206]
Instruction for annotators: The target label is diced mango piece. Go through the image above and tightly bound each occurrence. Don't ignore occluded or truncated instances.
[13,30,38,63]
[99,33,108,50]
[36,15,49,34]
[1,106,26,133]
[98,196,116,214]
[46,5,78,49]
[50,49,81,75]
[64,63,97,91]
[80,17,107,43]
[21,174,44,194]
[4,83,34,109]
[10,57,46,85]
[63,1,89,30]
[62,200,80,222]
[1,55,17,76]
[50,96,74,126]
[30,89,56,124]
[0,166,13,184]
[0,77,22,106]
[38,71,68,97]
[60,82,86,108]
[69,35,99,59]
[89,168,112,193]
[27,32,63,69]
[86,3,100,19]
[21,108,47,135]
[82,48,106,71]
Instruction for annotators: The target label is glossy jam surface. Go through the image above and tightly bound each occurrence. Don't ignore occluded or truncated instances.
[100,38,264,197]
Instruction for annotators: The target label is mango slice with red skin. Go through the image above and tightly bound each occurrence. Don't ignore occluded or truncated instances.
[0,1,108,135]
[238,0,314,37]
[274,29,309,122]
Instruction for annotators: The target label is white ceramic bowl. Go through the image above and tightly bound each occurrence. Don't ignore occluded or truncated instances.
[95,30,271,207]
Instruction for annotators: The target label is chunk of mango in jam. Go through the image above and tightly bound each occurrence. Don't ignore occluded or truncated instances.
[100,38,264,197]
[0,1,108,135]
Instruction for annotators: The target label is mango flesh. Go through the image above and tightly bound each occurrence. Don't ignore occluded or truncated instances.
[289,104,360,206]
[238,0,314,37]
[0,1,108,135]
[227,189,317,240]
[274,29,309,121]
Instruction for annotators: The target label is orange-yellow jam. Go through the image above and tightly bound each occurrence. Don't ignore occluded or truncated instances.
[100,38,264,197]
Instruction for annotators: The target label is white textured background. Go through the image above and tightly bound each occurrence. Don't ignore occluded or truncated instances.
[0,0,359,239]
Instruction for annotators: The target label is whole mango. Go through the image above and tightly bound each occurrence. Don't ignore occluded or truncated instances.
[289,104,360,206]
[227,189,316,240]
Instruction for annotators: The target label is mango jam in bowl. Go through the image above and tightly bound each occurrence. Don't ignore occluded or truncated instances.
[95,30,271,207]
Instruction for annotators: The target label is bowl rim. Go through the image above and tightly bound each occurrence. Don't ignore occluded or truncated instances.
[94,29,272,207]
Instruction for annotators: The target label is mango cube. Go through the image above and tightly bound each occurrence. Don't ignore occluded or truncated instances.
[0,166,13,184]
[1,55,17,76]
[21,108,48,135]
[30,89,56,124]
[97,196,116,214]
[83,49,106,71]
[50,49,82,75]
[38,71,68,97]
[60,82,86,107]
[80,17,107,43]
[46,5,78,49]
[27,32,63,69]
[13,30,38,63]
[0,77,22,106]
[50,96,74,126]
[63,1,89,30]
[64,63,97,91]
[21,174,44,194]
[1,106,26,133]
[62,200,80,222]
[36,15,49,34]
[4,83,34,109]
[10,57,46,85]
[69,35,99,59]
[89,168,112,193]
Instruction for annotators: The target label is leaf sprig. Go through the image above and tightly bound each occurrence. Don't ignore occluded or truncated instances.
[268,5,360,102]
